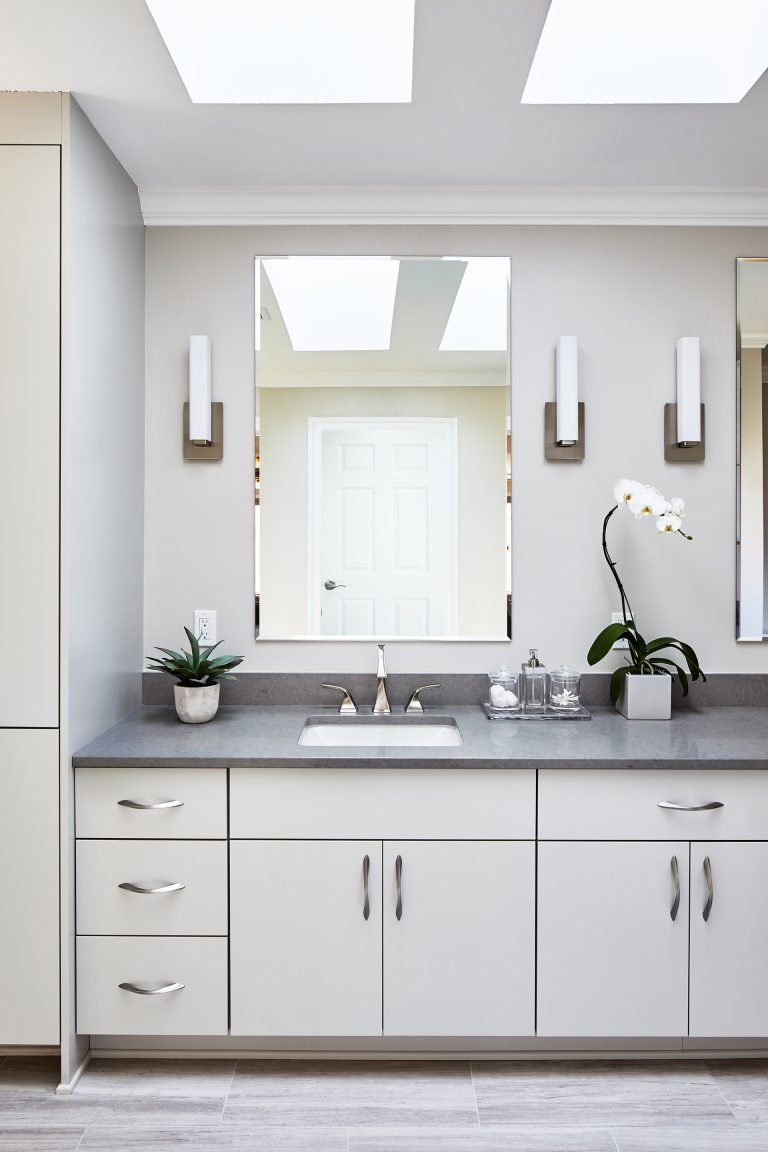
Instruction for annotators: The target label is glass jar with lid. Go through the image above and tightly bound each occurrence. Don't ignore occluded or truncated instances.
[549,665,581,710]
[487,665,521,714]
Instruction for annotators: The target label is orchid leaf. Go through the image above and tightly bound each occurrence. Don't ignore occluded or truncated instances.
[588,624,633,666]
[609,665,632,704]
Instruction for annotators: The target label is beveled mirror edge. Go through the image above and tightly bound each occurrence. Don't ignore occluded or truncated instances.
[736,256,768,642]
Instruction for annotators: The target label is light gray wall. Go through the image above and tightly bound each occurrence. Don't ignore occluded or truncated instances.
[145,225,768,674]
[66,98,145,750]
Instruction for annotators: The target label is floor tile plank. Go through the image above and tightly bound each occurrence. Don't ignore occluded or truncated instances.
[705,1060,768,1124]
[79,1127,348,1151]
[613,1128,768,1151]
[223,1060,478,1128]
[0,1131,85,1152]
[349,1127,618,1150]
[471,1061,737,1129]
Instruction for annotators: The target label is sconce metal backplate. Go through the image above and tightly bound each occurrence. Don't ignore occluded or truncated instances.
[544,402,585,461]
[664,403,705,462]
[183,402,224,461]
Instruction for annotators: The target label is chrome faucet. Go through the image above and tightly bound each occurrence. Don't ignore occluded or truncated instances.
[373,643,391,714]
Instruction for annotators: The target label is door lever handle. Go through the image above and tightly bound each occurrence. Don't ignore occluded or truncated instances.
[324,580,348,591]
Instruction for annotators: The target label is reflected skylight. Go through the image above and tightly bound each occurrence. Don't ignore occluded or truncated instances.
[522,0,768,104]
[439,259,509,352]
[263,258,400,351]
[145,0,414,104]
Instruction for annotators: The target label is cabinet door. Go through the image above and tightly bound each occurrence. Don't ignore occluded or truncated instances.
[690,842,768,1036]
[383,841,535,1036]
[230,840,382,1036]
[0,146,60,728]
[0,730,59,1043]
[538,841,688,1037]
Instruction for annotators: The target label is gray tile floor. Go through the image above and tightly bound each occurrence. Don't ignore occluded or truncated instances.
[2,1055,768,1151]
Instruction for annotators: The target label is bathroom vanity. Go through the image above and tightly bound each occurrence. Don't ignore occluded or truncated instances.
[72,703,768,1053]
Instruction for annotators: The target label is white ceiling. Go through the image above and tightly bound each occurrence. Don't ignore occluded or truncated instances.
[3,0,768,193]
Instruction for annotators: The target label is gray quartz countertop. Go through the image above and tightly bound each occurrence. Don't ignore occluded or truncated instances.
[72,704,768,771]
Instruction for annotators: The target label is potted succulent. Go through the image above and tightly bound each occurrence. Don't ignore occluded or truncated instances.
[587,479,706,719]
[147,627,243,724]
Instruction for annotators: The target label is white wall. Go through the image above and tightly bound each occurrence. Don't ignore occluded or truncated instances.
[65,98,145,752]
[145,225,768,674]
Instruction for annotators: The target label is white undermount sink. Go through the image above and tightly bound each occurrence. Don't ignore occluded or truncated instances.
[299,716,463,748]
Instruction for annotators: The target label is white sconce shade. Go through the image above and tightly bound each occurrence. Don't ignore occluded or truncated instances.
[189,335,212,446]
[556,335,579,445]
[676,336,701,445]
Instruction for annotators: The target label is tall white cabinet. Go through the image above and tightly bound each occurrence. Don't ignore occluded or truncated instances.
[0,135,61,1045]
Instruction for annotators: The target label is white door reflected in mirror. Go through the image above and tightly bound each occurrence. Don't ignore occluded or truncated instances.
[255,256,511,640]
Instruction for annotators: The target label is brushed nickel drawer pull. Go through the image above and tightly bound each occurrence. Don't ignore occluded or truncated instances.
[118,981,185,996]
[703,856,714,922]
[118,881,186,895]
[117,799,184,810]
[395,854,403,921]
[362,855,370,921]
[658,801,724,812]
[670,855,680,922]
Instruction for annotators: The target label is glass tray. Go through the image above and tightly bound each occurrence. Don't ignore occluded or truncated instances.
[482,702,591,721]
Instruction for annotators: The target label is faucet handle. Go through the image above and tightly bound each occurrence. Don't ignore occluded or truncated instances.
[322,683,358,715]
[405,683,441,714]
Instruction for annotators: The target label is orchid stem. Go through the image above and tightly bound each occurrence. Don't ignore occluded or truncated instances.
[602,505,637,630]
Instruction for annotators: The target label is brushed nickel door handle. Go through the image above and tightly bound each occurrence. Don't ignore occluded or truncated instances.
[670,855,680,922]
[703,855,714,922]
[118,881,186,895]
[362,854,370,922]
[118,981,185,996]
[117,799,184,810]
[395,854,403,921]
[658,801,724,812]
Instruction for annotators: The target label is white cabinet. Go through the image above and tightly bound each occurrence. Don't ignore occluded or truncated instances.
[689,842,768,1037]
[229,768,536,1040]
[0,731,60,1044]
[383,841,535,1037]
[0,145,60,729]
[538,841,689,1037]
[230,840,382,1036]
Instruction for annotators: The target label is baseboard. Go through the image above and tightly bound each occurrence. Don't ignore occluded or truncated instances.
[56,1048,91,1095]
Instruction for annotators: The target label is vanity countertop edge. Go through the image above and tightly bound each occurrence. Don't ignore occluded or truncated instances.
[72,704,768,771]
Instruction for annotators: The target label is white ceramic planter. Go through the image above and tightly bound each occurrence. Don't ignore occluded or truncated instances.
[616,673,671,720]
[174,683,220,724]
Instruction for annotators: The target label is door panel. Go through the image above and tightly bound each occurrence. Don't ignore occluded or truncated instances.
[690,842,768,1036]
[538,841,689,1037]
[0,730,59,1043]
[230,840,382,1036]
[0,146,60,727]
[383,841,535,1036]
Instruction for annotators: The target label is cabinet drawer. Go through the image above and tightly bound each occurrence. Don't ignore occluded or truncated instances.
[539,769,768,840]
[230,767,535,840]
[75,768,226,839]
[76,936,228,1035]
[76,841,228,936]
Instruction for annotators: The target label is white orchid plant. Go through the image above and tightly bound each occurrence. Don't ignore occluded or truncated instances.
[587,479,706,704]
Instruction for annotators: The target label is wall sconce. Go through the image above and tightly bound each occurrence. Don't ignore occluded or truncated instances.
[183,335,223,461]
[664,336,705,462]
[545,336,585,461]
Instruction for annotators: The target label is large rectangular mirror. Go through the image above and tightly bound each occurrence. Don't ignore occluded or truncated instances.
[254,256,511,640]
[737,257,768,640]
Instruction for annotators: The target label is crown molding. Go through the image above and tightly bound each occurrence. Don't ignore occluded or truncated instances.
[139,184,768,227]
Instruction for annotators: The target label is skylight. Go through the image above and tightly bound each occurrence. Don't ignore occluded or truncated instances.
[522,0,768,104]
[263,259,400,352]
[439,260,509,353]
[145,0,414,104]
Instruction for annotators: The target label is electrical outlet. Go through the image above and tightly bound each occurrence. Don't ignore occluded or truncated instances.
[193,610,216,646]
[611,612,629,649]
